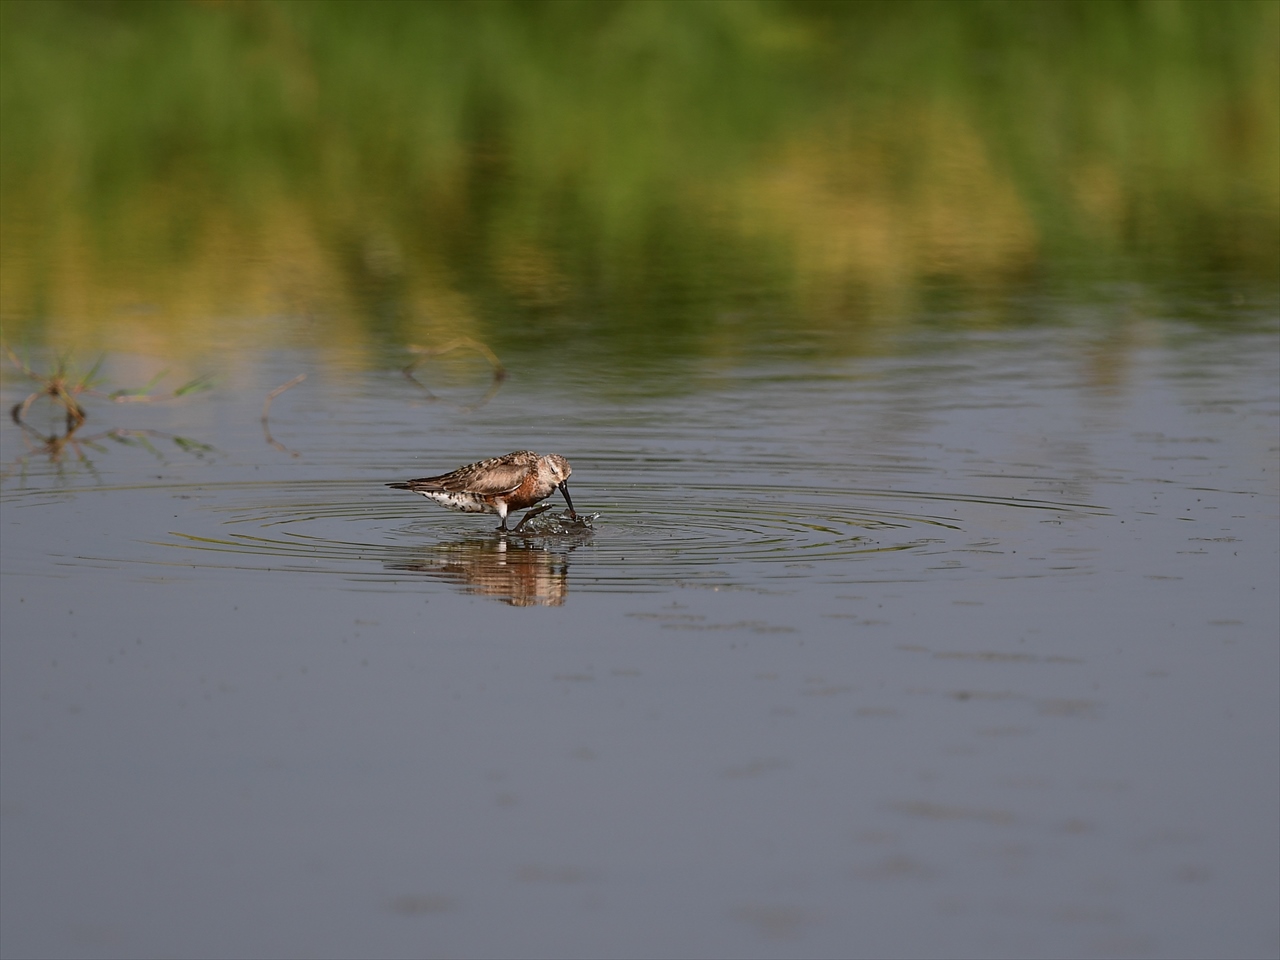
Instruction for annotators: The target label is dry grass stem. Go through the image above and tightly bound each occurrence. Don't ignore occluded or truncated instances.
[261,373,307,422]
[261,373,307,457]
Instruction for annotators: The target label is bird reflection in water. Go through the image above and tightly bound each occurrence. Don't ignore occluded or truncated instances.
[386,524,592,607]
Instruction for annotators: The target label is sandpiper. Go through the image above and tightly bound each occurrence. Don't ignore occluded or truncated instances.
[387,450,576,531]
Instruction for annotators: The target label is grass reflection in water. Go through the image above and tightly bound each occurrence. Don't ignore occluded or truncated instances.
[1,0,1275,368]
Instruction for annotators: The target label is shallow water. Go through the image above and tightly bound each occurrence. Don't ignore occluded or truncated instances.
[2,314,1277,959]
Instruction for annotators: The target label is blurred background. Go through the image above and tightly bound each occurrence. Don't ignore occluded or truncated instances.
[3,0,1276,367]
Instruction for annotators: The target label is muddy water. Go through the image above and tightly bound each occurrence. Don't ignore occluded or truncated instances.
[1,321,1277,959]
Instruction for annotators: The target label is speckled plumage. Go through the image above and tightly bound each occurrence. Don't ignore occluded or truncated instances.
[387,450,575,531]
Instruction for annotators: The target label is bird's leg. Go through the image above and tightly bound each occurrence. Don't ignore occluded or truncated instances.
[513,504,553,532]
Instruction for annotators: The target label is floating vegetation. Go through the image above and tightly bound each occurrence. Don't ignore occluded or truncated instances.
[2,349,216,482]
[5,348,212,428]
[3,419,217,483]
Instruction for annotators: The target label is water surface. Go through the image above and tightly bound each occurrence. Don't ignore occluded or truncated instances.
[3,311,1277,960]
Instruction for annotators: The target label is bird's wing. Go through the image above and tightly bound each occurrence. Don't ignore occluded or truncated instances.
[444,461,529,494]
[405,452,536,495]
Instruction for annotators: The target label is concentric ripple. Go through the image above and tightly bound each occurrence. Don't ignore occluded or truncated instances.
[1,473,1107,599]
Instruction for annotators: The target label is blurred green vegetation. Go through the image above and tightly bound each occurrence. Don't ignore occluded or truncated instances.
[1,0,1276,364]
